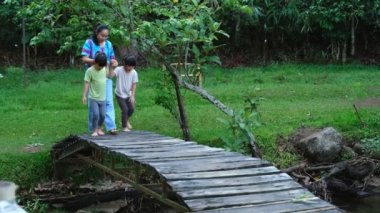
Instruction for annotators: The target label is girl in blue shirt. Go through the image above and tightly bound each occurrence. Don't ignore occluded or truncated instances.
[81,24,118,134]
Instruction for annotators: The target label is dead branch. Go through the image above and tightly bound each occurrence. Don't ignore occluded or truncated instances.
[182,81,234,116]
[283,163,336,174]
[282,163,307,173]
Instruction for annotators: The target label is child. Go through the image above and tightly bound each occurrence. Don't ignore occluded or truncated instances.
[109,56,138,132]
[82,52,108,136]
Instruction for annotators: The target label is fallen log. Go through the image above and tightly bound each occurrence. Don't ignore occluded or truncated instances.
[285,158,376,199]
[282,163,333,173]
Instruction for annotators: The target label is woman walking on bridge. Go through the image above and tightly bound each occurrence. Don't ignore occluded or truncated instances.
[81,24,118,135]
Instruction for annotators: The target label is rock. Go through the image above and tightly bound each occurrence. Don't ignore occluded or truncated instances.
[346,159,375,180]
[341,145,357,159]
[368,176,380,195]
[353,142,380,159]
[353,143,365,155]
[296,127,343,163]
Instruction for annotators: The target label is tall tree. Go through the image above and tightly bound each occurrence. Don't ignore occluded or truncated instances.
[299,0,365,63]
[134,0,228,140]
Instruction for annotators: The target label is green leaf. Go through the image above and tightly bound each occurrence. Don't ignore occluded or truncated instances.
[206,56,221,65]
[192,44,200,59]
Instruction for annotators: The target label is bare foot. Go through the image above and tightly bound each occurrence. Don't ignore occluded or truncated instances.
[122,128,131,132]
[91,132,98,137]
[97,129,105,136]
[127,121,132,129]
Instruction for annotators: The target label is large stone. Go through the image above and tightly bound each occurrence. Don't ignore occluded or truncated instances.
[296,127,343,163]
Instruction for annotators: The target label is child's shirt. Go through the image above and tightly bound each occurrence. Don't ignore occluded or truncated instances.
[114,67,139,98]
[84,66,107,101]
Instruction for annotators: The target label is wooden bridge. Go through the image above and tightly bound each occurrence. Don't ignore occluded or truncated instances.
[52,130,342,212]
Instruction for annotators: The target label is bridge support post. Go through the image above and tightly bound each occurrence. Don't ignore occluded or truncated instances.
[76,154,190,212]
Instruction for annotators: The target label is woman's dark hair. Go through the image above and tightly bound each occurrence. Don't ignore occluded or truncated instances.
[92,24,109,45]
[94,52,107,67]
[123,56,137,67]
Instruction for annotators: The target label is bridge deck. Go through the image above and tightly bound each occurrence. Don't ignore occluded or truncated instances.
[60,130,341,212]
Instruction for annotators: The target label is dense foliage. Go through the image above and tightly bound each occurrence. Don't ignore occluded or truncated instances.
[2,0,380,66]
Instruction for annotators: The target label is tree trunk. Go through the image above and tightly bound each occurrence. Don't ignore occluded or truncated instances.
[332,42,340,62]
[342,41,347,64]
[127,0,138,57]
[170,71,191,141]
[69,54,75,67]
[351,17,355,56]
[32,46,37,68]
[116,45,128,60]
[263,31,267,66]
[234,14,241,49]
[22,0,27,87]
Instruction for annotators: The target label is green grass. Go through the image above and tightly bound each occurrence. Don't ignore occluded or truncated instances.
[1,64,380,187]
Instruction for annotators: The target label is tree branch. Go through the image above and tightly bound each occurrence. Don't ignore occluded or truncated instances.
[282,163,334,173]
[181,82,234,116]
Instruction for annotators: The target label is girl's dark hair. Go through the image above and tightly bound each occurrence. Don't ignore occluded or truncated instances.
[92,24,109,45]
[94,52,107,67]
[123,56,137,67]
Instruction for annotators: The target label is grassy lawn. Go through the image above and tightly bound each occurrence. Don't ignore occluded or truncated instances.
[1,64,380,187]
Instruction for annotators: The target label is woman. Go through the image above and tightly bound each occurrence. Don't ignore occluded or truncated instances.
[81,24,118,134]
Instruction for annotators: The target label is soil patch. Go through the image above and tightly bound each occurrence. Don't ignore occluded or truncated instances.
[354,98,380,108]
[22,143,43,153]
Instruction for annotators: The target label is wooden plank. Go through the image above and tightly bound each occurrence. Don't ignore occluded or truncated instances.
[90,136,176,142]
[93,141,190,148]
[114,145,223,155]
[91,137,181,143]
[150,156,265,167]
[297,207,341,213]
[82,132,175,140]
[92,130,160,135]
[162,166,280,180]
[106,143,208,151]
[177,180,302,199]
[109,146,223,155]
[184,189,315,211]
[91,136,180,141]
[92,139,186,146]
[139,152,244,163]
[167,173,292,191]
[103,143,202,151]
[80,134,172,141]
[153,160,272,174]
[128,151,229,161]
[196,198,335,213]
[97,141,196,149]
[114,149,225,160]
[79,131,154,139]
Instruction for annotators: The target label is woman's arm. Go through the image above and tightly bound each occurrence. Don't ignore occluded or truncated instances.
[110,59,118,67]
[81,39,94,65]
[82,56,95,65]
[108,41,118,67]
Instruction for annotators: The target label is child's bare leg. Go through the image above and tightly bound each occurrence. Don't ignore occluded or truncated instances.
[127,121,132,129]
